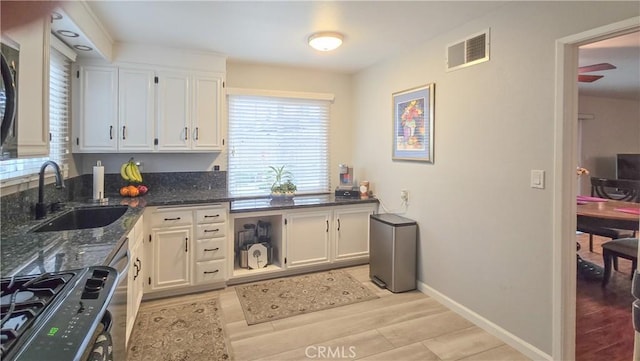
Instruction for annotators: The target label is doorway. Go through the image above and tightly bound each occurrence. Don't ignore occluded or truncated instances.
[553,17,640,361]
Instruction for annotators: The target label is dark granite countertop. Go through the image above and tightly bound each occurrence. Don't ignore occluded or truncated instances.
[1,200,144,277]
[1,187,376,278]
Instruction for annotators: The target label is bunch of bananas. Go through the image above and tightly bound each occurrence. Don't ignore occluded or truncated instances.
[120,158,143,183]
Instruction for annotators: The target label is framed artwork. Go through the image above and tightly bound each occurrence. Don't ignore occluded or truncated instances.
[392,83,435,162]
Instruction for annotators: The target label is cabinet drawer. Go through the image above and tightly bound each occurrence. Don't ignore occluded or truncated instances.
[194,259,226,284]
[150,209,193,228]
[196,208,227,224]
[195,238,225,261]
[196,224,226,239]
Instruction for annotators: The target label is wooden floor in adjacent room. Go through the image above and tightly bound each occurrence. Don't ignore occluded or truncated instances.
[138,265,531,360]
[576,233,635,361]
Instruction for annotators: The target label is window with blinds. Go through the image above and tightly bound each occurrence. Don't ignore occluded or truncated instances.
[0,47,71,182]
[227,94,331,197]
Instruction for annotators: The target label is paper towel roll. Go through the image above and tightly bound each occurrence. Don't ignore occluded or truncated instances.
[93,160,104,200]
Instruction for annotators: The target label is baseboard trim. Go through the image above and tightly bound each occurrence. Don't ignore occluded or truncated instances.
[417,281,551,361]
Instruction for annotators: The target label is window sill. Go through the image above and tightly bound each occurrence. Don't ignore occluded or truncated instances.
[0,167,69,194]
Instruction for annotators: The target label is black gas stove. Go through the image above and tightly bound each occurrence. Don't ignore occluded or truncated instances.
[0,266,117,361]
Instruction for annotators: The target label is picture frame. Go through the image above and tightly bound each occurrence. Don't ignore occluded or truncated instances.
[392,83,435,162]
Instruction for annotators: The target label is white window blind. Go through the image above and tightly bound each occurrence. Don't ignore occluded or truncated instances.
[0,47,71,182]
[228,94,331,197]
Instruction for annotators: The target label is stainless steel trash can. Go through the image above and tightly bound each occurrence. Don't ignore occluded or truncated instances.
[369,213,417,293]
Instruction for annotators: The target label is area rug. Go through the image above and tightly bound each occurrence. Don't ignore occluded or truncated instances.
[127,298,231,361]
[236,269,379,325]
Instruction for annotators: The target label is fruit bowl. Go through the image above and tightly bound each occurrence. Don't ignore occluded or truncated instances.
[120,184,149,197]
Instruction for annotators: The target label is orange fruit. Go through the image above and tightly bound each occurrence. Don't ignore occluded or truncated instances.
[127,185,140,197]
[120,186,130,197]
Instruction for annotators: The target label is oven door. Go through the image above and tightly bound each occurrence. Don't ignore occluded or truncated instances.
[81,310,113,361]
[104,238,129,360]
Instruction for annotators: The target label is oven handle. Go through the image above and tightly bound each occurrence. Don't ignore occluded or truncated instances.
[108,238,130,283]
[101,309,113,333]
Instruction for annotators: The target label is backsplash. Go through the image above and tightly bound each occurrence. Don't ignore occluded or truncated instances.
[0,171,227,231]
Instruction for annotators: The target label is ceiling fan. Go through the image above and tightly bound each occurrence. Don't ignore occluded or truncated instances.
[578,62,616,83]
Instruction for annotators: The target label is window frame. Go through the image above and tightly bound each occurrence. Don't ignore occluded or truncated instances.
[226,88,334,198]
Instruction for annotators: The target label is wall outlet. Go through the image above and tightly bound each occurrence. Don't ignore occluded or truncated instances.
[400,190,409,202]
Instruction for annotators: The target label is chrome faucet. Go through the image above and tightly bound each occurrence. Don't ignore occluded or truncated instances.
[35,160,65,219]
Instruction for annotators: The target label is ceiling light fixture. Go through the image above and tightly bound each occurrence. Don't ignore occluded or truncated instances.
[308,32,343,52]
[57,30,79,38]
[73,45,93,51]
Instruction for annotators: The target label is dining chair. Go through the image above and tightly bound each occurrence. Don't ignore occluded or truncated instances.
[602,237,638,287]
[577,177,640,252]
[591,177,640,202]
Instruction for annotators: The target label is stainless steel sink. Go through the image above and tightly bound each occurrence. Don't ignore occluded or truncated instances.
[32,206,128,233]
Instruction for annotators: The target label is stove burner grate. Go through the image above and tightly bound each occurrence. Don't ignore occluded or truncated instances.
[0,272,76,358]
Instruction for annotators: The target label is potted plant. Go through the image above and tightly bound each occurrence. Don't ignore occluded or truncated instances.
[269,165,296,199]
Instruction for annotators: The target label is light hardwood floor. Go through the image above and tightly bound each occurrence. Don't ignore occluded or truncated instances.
[137,265,530,361]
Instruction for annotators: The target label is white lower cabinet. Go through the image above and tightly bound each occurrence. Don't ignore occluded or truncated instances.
[150,226,192,290]
[194,238,226,261]
[284,210,331,268]
[333,205,376,261]
[230,202,378,281]
[144,204,228,294]
[125,215,144,345]
[194,259,226,283]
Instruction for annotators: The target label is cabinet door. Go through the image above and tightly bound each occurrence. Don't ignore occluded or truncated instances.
[191,74,222,150]
[157,71,190,150]
[285,210,331,268]
[74,65,118,152]
[131,231,144,318]
[333,206,375,261]
[118,68,155,151]
[150,226,191,290]
[126,231,144,344]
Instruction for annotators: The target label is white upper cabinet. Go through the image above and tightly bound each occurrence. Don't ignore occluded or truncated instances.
[118,68,155,151]
[156,71,223,151]
[191,73,223,150]
[73,65,156,153]
[73,65,118,152]
[156,70,191,150]
[73,63,224,153]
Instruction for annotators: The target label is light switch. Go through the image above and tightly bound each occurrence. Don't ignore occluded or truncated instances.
[531,170,545,189]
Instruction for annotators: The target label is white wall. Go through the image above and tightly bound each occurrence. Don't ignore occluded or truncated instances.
[351,2,638,357]
[578,95,640,193]
[226,61,354,189]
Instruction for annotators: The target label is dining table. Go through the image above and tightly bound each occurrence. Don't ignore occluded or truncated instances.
[577,196,640,231]
[576,196,639,279]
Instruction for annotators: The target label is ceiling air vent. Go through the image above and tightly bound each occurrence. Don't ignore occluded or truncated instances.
[446,29,490,72]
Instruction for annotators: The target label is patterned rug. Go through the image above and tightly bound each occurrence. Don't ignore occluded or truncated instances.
[236,269,379,325]
[127,298,231,361]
